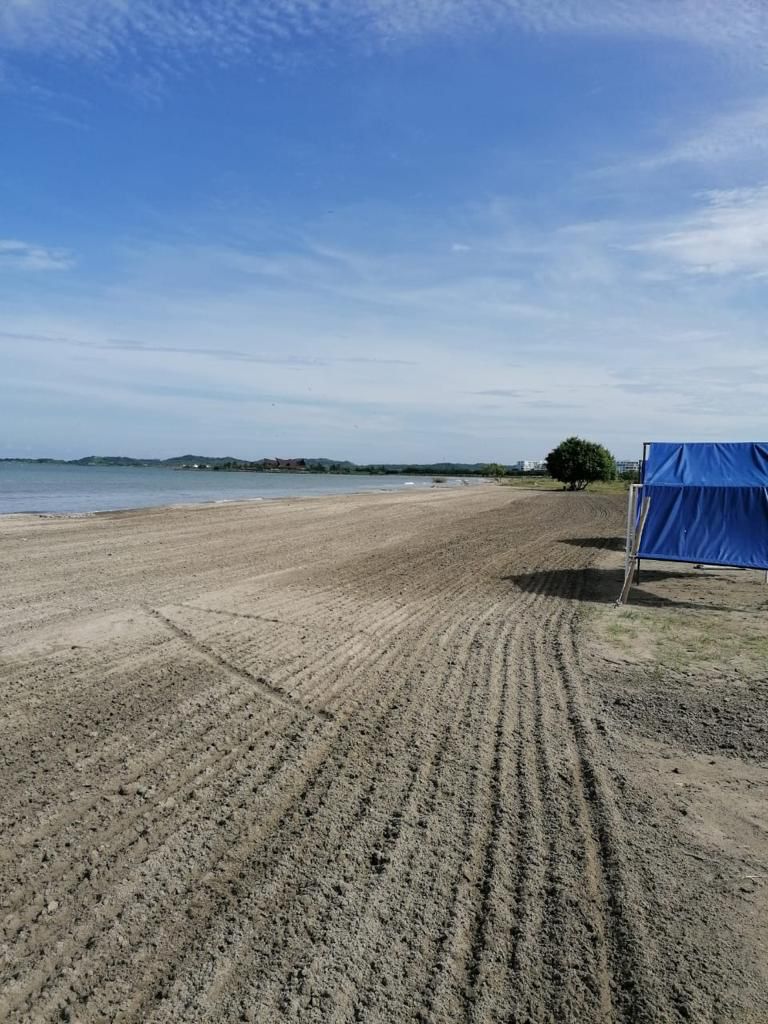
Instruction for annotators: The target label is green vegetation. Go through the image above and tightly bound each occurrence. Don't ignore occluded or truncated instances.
[503,476,630,494]
[591,601,768,682]
[545,436,616,491]
[1,455,544,478]
[1,452,630,485]
[502,476,565,491]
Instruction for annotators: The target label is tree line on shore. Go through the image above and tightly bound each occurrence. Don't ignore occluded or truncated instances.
[0,454,547,478]
[1,437,633,489]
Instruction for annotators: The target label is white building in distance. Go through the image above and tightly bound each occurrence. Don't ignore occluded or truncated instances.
[513,460,547,472]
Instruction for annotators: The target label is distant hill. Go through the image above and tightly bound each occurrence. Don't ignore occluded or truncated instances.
[1,455,545,477]
[67,454,241,467]
[304,458,357,470]
[69,456,162,466]
[161,455,241,467]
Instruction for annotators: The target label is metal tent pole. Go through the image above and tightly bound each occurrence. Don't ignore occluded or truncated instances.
[635,442,649,584]
[617,496,652,605]
[625,484,638,576]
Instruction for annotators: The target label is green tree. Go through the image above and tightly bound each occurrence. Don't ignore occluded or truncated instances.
[546,437,616,490]
[484,463,507,478]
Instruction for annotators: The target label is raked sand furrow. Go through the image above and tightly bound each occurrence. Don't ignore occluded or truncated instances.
[139,576,523,1021]
[2,576,469,1015]
[233,599,518,1022]
[69,561,495,1024]
[4,486,747,1023]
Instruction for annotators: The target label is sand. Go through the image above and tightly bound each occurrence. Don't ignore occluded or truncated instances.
[1,486,766,1022]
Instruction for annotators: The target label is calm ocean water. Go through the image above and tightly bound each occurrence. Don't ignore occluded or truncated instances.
[0,462,476,515]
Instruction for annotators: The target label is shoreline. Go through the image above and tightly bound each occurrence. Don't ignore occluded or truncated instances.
[0,478,495,523]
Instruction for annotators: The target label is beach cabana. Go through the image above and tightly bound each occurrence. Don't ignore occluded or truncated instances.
[618,441,768,603]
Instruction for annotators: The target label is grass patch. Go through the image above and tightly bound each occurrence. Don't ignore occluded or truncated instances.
[501,477,631,494]
[589,585,768,681]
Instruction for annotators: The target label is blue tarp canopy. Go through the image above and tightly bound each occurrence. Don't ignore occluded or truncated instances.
[637,442,768,570]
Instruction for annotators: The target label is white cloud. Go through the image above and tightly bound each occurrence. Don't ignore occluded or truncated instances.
[0,239,73,271]
[638,186,768,276]
[635,98,768,172]
[1,0,766,70]
[4,190,768,458]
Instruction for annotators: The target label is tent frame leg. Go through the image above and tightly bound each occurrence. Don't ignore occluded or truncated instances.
[616,496,651,606]
[624,484,638,576]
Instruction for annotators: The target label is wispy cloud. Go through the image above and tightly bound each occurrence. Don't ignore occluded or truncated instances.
[0,57,91,124]
[470,388,539,398]
[337,355,417,366]
[103,339,327,366]
[0,239,73,271]
[0,329,72,342]
[1,332,419,369]
[638,186,768,276]
[104,339,418,367]
[4,181,768,458]
[1,0,766,73]
[629,98,768,173]
[500,0,768,54]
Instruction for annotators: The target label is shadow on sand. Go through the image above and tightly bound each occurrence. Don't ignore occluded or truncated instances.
[559,536,626,552]
[504,564,738,612]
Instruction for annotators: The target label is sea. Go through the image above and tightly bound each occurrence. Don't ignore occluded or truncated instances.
[0,462,479,516]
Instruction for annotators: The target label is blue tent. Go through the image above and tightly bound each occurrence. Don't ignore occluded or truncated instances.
[636,442,768,571]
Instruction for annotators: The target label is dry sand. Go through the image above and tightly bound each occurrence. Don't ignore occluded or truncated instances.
[1,486,766,1022]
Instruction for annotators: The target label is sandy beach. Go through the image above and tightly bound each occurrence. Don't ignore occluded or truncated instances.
[1,486,766,1023]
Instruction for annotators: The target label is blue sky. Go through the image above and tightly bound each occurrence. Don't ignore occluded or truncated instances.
[2,2,768,462]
